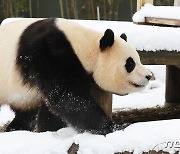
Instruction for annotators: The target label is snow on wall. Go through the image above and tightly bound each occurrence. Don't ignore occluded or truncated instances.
[1,18,180,51]
[133,3,180,22]
[74,19,180,52]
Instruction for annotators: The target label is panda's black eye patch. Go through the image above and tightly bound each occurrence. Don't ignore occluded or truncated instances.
[125,57,135,73]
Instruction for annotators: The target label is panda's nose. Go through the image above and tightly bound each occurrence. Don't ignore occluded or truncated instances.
[146,75,152,81]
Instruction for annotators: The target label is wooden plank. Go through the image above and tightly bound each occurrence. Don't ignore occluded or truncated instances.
[174,0,180,6]
[145,17,180,27]
[165,66,180,106]
[68,143,180,154]
[137,0,153,11]
[138,50,180,65]
[91,83,112,118]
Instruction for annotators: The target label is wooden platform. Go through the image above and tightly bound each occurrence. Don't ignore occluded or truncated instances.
[145,17,180,27]
[138,50,180,65]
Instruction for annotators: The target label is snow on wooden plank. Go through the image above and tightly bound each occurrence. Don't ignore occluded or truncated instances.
[133,4,180,23]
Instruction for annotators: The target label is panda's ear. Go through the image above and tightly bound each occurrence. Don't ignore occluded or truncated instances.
[100,29,114,50]
[120,33,127,42]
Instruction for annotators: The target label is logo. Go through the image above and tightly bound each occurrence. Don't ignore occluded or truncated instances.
[153,140,180,152]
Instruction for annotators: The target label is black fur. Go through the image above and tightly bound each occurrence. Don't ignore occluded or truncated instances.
[6,107,38,132]
[125,57,136,73]
[100,29,114,50]
[16,18,114,135]
[37,103,67,132]
[120,33,127,42]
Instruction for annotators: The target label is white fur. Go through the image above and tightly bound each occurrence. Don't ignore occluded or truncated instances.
[0,19,42,109]
[0,18,151,110]
[56,19,151,94]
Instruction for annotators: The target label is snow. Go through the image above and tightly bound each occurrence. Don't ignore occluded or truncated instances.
[0,105,14,127]
[73,20,180,51]
[76,119,180,154]
[2,18,180,51]
[133,3,180,23]
[1,119,180,154]
[0,130,74,154]
[0,18,178,153]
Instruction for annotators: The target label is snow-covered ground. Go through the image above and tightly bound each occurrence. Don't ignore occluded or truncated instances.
[0,18,179,154]
[1,119,180,154]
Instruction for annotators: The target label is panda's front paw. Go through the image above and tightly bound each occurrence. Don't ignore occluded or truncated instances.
[113,123,131,132]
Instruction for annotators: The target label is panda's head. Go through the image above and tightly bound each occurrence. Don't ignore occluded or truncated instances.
[93,29,152,95]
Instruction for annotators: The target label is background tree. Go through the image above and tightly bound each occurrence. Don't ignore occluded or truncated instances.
[0,0,174,23]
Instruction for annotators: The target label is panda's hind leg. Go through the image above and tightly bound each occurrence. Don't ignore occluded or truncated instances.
[36,103,66,132]
[6,106,38,132]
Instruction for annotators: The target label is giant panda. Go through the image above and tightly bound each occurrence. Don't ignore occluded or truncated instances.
[0,18,152,135]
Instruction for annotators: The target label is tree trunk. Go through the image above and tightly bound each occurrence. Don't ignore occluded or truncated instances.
[59,0,64,18]
[9,0,13,17]
[65,0,70,19]
[103,0,106,20]
[108,0,113,20]
[37,0,39,17]
[15,0,18,17]
[2,0,5,18]
[86,0,91,19]
[6,0,10,17]
[29,0,32,17]
[91,0,95,19]
[130,0,134,18]
[115,0,119,20]
[72,0,78,19]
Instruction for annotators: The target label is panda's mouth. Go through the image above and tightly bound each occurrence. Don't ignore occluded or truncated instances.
[113,93,128,96]
[129,82,146,88]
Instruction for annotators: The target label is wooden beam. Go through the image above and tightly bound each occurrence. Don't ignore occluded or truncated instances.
[91,84,112,118]
[137,0,153,11]
[145,17,180,27]
[138,51,180,65]
[165,66,180,106]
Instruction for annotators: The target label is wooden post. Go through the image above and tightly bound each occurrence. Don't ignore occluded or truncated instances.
[137,0,153,11]
[174,0,180,6]
[91,83,112,118]
[165,65,180,106]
